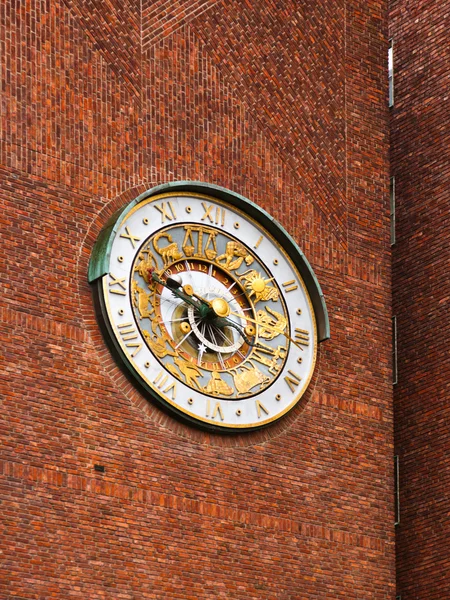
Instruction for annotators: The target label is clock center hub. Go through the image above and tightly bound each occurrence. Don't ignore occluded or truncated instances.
[210,297,230,318]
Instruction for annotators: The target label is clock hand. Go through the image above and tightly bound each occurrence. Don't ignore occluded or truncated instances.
[152,273,257,347]
[210,315,258,348]
[227,308,304,351]
[151,272,211,318]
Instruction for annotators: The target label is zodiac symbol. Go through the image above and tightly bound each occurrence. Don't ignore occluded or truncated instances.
[251,343,286,375]
[135,249,158,284]
[132,280,155,320]
[142,330,177,359]
[256,306,287,340]
[238,269,279,303]
[231,361,271,395]
[153,232,183,266]
[216,241,254,271]
[204,371,234,396]
[172,357,204,389]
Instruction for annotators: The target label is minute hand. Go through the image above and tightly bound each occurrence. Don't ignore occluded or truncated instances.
[227,309,305,351]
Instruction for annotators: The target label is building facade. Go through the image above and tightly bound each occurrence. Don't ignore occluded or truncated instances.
[1,1,396,598]
[390,0,450,597]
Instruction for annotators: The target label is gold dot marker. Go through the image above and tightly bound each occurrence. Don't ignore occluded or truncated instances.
[245,324,256,337]
[118,309,124,315]
[181,322,191,334]
[236,409,241,416]
[186,206,192,213]
[234,222,240,229]
[143,218,149,225]
[276,394,281,401]
[145,361,150,368]
[118,256,124,263]
[297,357,303,364]
[188,398,194,405]
[296,308,302,315]
[273,259,279,265]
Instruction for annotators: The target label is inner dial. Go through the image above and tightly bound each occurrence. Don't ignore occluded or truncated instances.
[131,223,291,399]
[159,260,253,371]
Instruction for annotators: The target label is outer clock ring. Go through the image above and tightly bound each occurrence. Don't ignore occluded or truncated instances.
[89,182,329,432]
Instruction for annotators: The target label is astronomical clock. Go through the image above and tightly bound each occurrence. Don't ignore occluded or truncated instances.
[89,182,329,431]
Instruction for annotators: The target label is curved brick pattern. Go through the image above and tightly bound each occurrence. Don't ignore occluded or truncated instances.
[62,0,141,98]
[191,0,348,245]
[391,0,450,596]
[142,0,221,48]
[142,26,346,277]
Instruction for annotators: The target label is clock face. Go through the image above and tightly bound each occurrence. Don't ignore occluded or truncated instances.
[91,189,319,431]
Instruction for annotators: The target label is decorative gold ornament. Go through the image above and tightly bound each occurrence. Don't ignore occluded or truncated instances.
[211,297,230,318]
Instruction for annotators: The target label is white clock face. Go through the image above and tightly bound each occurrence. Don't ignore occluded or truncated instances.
[99,192,317,430]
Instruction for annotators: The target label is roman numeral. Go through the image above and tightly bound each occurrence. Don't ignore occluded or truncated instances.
[153,371,177,399]
[120,226,140,249]
[255,400,269,418]
[206,399,224,420]
[201,202,226,226]
[284,370,302,393]
[294,328,310,347]
[154,201,177,223]
[117,322,142,357]
[109,272,127,295]
[282,280,298,293]
[254,235,263,249]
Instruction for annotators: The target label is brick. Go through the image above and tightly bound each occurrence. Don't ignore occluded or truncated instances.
[0,1,393,598]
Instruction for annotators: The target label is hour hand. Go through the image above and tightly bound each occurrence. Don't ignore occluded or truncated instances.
[151,272,211,317]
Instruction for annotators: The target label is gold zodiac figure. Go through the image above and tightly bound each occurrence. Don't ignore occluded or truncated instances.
[142,331,177,359]
[153,232,183,266]
[204,371,234,396]
[132,280,155,320]
[251,343,286,375]
[216,241,254,271]
[238,269,279,303]
[135,249,158,284]
[256,306,287,340]
[173,357,204,389]
[231,361,270,395]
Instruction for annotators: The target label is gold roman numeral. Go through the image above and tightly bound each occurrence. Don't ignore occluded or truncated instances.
[294,328,310,347]
[120,226,141,249]
[154,201,177,223]
[282,280,298,293]
[284,370,302,393]
[201,202,226,226]
[117,322,142,357]
[153,370,177,399]
[254,235,263,249]
[206,399,224,420]
[255,400,269,418]
[109,273,127,295]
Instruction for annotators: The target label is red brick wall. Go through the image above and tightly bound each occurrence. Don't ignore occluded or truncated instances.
[0,1,394,598]
[390,0,450,596]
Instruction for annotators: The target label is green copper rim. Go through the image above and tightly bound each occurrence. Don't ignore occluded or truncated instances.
[88,181,330,342]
